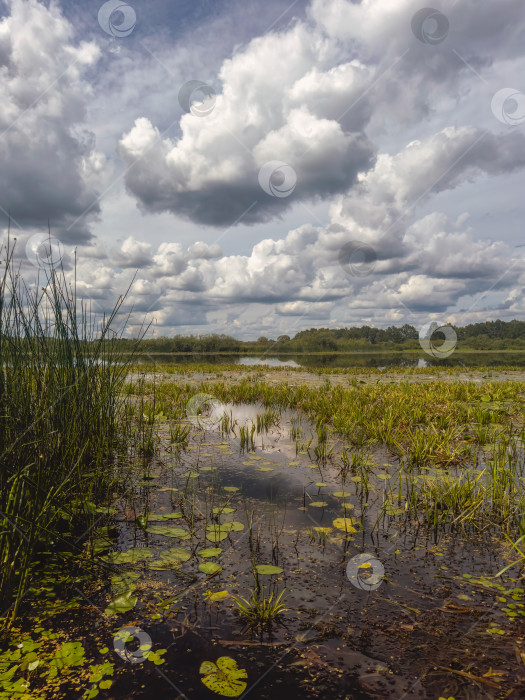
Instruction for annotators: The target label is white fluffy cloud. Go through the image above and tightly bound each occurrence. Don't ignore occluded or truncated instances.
[3,0,525,338]
[0,0,104,241]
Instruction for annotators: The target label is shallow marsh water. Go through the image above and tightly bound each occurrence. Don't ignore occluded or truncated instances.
[6,375,525,699]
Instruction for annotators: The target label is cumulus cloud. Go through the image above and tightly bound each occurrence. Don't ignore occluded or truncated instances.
[118,19,377,226]
[0,0,104,242]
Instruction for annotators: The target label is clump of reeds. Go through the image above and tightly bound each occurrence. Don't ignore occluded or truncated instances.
[0,234,142,625]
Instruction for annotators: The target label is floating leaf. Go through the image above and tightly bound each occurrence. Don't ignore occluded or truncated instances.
[199,656,248,697]
[104,591,138,616]
[105,547,153,564]
[198,548,223,558]
[223,487,239,493]
[149,547,191,569]
[206,529,230,543]
[333,491,352,498]
[204,590,229,602]
[110,572,140,595]
[199,562,223,575]
[332,518,357,533]
[212,507,235,515]
[255,565,283,575]
[315,482,327,487]
[146,526,190,539]
[148,512,183,521]
[376,473,391,480]
[221,521,244,532]
[309,501,328,508]
[255,467,274,472]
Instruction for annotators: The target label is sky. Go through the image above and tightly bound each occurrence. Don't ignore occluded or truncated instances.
[1,0,524,340]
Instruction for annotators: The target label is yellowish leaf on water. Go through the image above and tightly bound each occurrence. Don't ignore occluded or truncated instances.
[199,656,247,697]
[332,518,357,533]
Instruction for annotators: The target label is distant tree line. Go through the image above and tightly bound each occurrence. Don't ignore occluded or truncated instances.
[109,319,525,353]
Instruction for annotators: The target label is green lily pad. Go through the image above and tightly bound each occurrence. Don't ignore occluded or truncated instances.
[204,590,229,602]
[198,548,223,558]
[309,501,328,508]
[146,526,190,539]
[148,512,183,521]
[333,491,352,497]
[110,572,140,595]
[105,547,153,564]
[223,487,240,493]
[104,590,138,616]
[149,547,191,569]
[199,656,247,697]
[255,565,283,575]
[212,507,235,515]
[315,482,327,487]
[199,562,223,575]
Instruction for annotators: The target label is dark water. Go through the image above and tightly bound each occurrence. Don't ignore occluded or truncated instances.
[36,403,524,699]
[133,352,525,369]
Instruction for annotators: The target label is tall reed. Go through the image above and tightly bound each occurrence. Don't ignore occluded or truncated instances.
[0,235,142,625]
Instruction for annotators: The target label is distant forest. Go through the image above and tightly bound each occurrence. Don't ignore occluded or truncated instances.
[114,319,525,353]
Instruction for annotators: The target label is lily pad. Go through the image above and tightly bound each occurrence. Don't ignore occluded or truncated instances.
[204,590,229,602]
[255,565,283,575]
[199,562,223,575]
[198,548,223,558]
[104,590,138,616]
[110,572,140,595]
[105,547,153,564]
[146,526,190,539]
[206,529,230,543]
[309,501,328,508]
[223,487,239,493]
[212,507,235,515]
[149,547,191,569]
[199,656,247,697]
[332,518,357,533]
[333,491,352,497]
[148,512,183,521]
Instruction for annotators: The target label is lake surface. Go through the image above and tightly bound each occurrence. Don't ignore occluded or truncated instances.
[134,352,525,369]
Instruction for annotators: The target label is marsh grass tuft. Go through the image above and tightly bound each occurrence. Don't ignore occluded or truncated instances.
[0,235,142,624]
